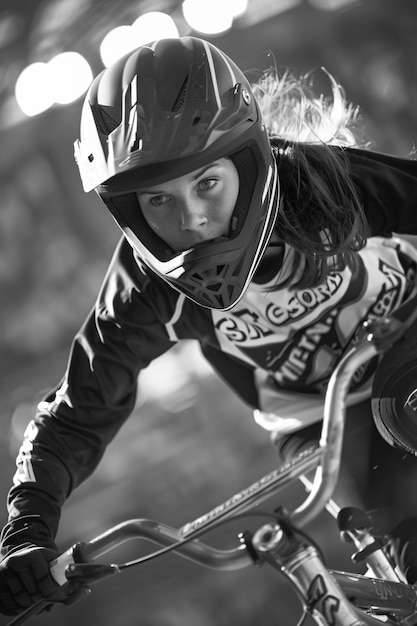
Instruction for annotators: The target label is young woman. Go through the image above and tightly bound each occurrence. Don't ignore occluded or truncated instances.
[2,35,417,615]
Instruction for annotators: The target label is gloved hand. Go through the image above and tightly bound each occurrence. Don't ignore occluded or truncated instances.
[0,544,85,616]
[272,421,322,466]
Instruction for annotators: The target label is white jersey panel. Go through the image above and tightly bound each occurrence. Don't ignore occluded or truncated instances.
[212,236,417,432]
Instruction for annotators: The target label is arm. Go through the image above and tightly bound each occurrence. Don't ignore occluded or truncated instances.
[0,240,175,615]
[0,240,176,613]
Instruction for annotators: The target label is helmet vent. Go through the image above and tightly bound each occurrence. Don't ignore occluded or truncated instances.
[189,265,228,295]
[172,77,189,113]
[207,282,222,292]
[96,105,119,133]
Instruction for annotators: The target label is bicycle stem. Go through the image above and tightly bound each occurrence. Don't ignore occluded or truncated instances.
[251,521,407,626]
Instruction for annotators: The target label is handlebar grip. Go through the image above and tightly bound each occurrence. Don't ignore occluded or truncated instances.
[49,548,76,586]
[49,541,91,586]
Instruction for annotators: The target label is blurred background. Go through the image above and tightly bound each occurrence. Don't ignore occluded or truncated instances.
[0,0,417,623]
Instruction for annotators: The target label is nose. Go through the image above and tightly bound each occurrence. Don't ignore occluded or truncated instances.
[180,198,208,231]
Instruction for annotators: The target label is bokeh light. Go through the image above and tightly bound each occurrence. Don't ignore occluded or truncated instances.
[15,62,54,117]
[99,25,138,68]
[15,52,93,116]
[182,0,234,34]
[100,12,179,68]
[131,11,179,42]
[229,0,249,17]
[48,52,93,104]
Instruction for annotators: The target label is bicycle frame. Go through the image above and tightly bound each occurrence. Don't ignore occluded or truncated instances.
[9,313,417,626]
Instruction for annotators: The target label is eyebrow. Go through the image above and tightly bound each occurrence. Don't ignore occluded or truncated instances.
[138,162,223,195]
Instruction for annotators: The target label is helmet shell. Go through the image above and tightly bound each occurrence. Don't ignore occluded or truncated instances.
[75,37,280,309]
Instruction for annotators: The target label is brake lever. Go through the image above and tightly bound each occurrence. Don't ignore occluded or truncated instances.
[65,562,121,583]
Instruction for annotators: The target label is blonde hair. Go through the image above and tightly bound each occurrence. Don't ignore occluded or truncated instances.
[252,67,361,147]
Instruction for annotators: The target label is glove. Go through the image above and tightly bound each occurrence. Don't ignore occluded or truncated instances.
[0,544,86,616]
[272,421,321,466]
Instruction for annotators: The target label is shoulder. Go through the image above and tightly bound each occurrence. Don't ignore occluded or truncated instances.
[344,147,417,235]
[344,147,417,210]
[345,147,417,179]
[270,138,417,180]
[344,146,417,197]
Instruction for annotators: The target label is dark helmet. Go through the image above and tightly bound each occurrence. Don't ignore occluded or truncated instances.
[74,36,280,309]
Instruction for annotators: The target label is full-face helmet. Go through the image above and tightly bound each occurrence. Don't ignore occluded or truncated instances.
[75,36,280,309]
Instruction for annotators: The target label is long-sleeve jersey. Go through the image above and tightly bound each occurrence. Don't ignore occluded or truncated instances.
[3,146,417,552]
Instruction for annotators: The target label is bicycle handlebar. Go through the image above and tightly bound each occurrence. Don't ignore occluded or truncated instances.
[49,311,412,582]
[49,445,323,584]
[67,519,253,571]
[67,317,412,561]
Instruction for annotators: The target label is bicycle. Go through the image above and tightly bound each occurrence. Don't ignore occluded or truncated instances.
[8,300,417,626]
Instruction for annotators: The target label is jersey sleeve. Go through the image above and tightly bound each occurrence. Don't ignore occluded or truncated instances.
[1,238,176,554]
[346,147,417,236]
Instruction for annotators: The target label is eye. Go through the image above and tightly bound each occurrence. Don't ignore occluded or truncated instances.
[198,177,217,191]
[149,194,170,207]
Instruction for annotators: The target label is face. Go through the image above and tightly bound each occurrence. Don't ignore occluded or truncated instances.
[136,158,240,252]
